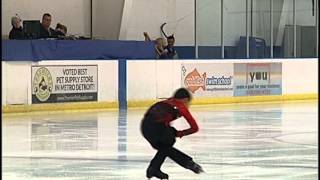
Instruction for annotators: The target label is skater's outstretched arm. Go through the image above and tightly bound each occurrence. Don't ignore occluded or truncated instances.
[175,103,199,138]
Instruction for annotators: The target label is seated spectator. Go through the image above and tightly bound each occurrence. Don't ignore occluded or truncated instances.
[164,35,179,59]
[55,23,67,37]
[143,32,169,59]
[39,13,57,38]
[9,15,25,39]
[154,37,169,59]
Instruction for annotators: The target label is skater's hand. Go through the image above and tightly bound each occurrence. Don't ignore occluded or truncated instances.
[176,131,184,138]
[170,127,184,138]
[170,127,186,138]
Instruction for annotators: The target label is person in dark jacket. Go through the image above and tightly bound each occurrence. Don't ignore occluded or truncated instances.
[141,88,204,179]
[163,35,179,59]
[39,13,57,38]
[9,16,25,39]
[143,32,169,59]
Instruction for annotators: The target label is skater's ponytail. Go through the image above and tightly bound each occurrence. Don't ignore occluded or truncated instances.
[173,88,192,102]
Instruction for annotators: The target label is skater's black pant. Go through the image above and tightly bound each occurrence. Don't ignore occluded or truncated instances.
[141,117,193,170]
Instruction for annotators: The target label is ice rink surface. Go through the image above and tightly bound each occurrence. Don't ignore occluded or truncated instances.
[2,100,318,180]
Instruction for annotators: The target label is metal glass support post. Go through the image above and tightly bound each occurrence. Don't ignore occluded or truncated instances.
[221,0,224,59]
[246,0,249,58]
[194,0,198,59]
[90,0,93,39]
[316,0,319,57]
[250,0,253,37]
[293,0,296,57]
[270,0,273,58]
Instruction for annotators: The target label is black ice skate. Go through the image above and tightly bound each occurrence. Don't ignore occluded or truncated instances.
[186,161,204,174]
[146,167,169,179]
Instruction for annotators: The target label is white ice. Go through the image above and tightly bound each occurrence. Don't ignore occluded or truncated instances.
[2,100,318,180]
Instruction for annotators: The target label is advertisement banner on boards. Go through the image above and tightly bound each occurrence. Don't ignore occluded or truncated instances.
[234,63,282,96]
[181,63,233,97]
[31,65,98,104]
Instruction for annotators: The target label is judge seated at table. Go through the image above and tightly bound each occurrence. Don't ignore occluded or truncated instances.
[39,13,57,39]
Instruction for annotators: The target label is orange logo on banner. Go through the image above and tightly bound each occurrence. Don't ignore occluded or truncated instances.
[184,68,206,93]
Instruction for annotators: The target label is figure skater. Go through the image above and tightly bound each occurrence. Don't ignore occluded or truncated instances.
[141,88,204,179]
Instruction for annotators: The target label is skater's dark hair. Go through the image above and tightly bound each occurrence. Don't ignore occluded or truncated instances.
[173,88,192,101]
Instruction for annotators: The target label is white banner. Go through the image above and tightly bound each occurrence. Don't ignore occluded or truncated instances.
[181,63,233,97]
[31,65,98,103]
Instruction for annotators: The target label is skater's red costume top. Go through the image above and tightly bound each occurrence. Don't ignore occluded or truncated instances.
[145,98,199,138]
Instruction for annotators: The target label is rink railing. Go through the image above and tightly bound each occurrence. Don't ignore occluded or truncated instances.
[2,58,318,113]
